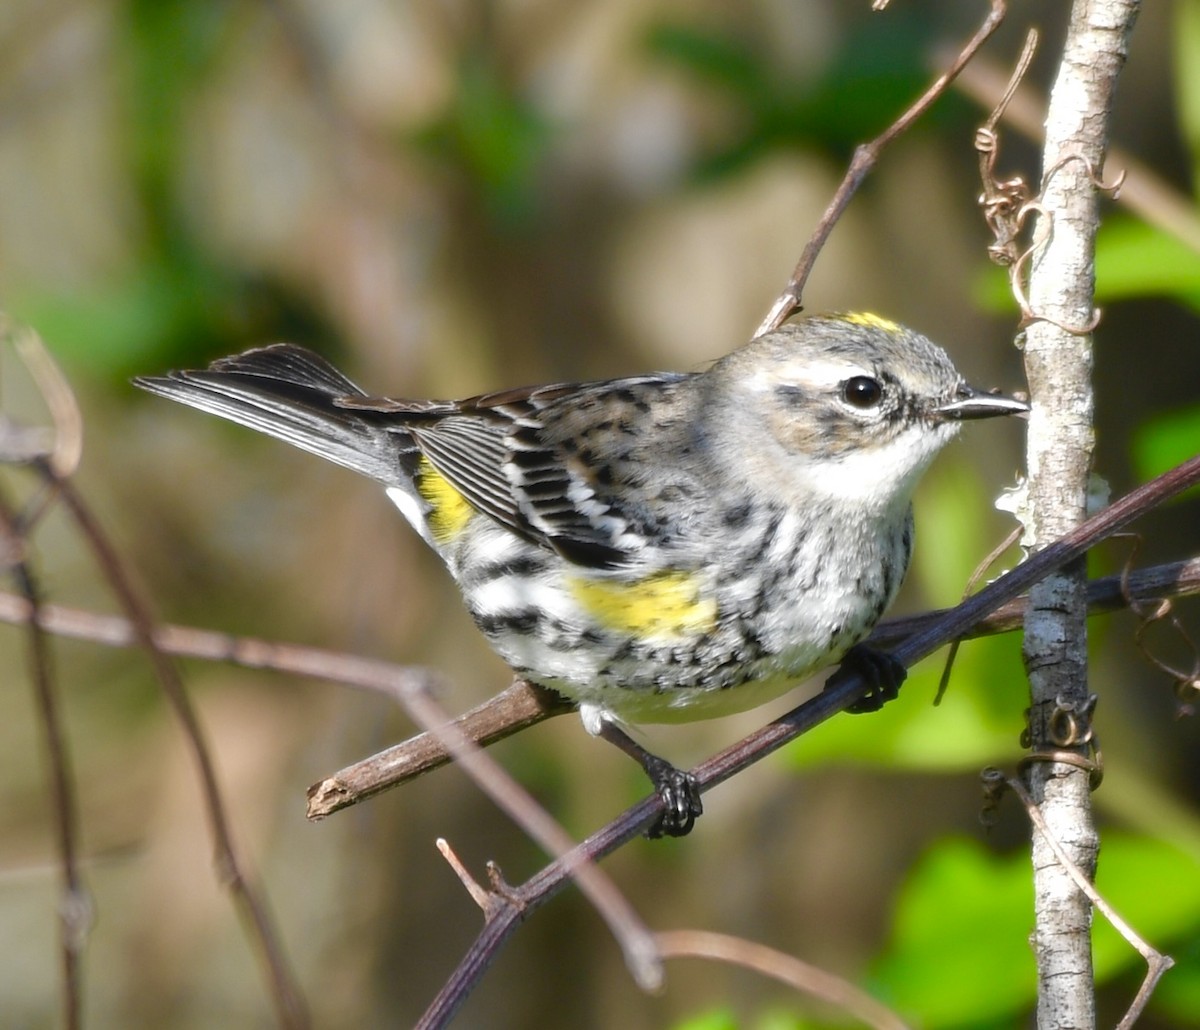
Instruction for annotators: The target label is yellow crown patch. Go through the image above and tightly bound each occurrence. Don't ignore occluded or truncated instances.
[840,312,901,334]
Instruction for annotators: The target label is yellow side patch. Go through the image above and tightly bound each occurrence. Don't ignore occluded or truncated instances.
[416,456,474,543]
[568,570,717,638]
[841,311,901,334]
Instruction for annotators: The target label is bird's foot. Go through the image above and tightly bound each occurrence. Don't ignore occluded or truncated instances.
[595,718,703,838]
[826,644,908,713]
[640,754,703,839]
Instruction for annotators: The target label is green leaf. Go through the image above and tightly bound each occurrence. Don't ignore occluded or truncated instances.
[672,1009,739,1030]
[871,837,1035,1026]
[1094,218,1200,307]
[1093,835,1200,979]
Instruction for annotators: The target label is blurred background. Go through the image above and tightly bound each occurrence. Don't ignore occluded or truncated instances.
[1,0,1198,1026]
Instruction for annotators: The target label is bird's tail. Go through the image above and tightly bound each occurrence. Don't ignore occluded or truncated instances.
[134,344,405,485]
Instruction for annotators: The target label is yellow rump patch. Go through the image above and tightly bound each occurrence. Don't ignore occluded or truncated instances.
[568,570,718,638]
[841,312,901,334]
[416,456,474,543]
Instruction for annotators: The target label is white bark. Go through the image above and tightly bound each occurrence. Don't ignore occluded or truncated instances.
[1021,2,1140,1027]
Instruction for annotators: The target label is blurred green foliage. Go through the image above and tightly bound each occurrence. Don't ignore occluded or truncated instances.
[13,0,335,378]
[870,833,1200,1027]
[1175,0,1200,188]
[415,51,553,229]
[1134,404,1200,502]
[646,14,962,179]
[974,217,1200,314]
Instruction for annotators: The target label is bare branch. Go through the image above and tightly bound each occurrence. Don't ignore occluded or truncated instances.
[372,677,663,992]
[1,556,1195,813]
[7,322,82,478]
[0,487,87,1030]
[655,929,909,1030]
[985,770,1175,1028]
[755,0,1006,335]
[306,680,571,817]
[1018,2,1140,1024]
[35,464,312,1030]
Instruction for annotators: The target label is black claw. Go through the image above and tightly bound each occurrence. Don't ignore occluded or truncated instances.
[594,719,704,837]
[827,643,908,713]
[642,757,703,839]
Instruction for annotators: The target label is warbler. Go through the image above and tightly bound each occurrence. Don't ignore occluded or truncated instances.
[136,313,1026,835]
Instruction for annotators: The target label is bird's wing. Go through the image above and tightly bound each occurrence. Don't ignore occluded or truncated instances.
[472,373,697,568]
[140,344,700,570]
[348,373,693,568]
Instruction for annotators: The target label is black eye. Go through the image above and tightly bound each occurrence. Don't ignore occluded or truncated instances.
[842,375,883,409]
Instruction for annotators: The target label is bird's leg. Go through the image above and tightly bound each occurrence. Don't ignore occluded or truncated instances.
[594,720,703,838]
[825,643,908,713]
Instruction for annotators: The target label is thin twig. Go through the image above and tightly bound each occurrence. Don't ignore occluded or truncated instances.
[306,680,572,817]
[1117,535,1200,717]
[934,526,1022,705]
[953,43,1200,254]
[754,0,1006,335]
[1,555,1195,813]
[10,326,82,478]
[0,488,87,1030]
[372,678,663,991]
[988,770,1175,1029]
[435,839,496,915]
[37,463,312,1030]
[655,929,910,1030]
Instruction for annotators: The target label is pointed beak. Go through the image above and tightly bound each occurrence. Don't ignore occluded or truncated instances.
[935,383,1029,421]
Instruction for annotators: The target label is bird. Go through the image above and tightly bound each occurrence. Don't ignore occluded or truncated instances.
[135,313,1027,835]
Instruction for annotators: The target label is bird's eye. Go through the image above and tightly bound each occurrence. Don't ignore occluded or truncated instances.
[841,375,883,409]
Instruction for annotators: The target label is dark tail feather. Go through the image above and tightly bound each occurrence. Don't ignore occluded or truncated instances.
[134,344,404,485]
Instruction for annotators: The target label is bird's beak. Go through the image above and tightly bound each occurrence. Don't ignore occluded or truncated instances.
[936,383,1029,421]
